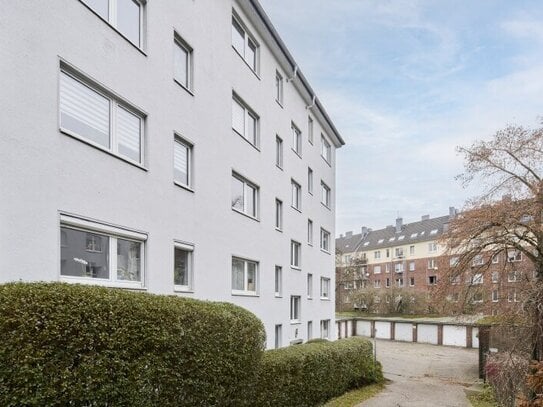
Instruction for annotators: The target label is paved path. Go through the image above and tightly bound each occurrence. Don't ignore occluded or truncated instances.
[358,340,479,407]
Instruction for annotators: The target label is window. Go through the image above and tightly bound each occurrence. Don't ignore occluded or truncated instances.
[307,219,313,245]
[290,296,301,322]
[472,254,484,266]
[81,0,142,47]
[385,264,390,273]
[320,319,330,339]
[428,242,437,253]
[427,259,437,269]
[308,116,314,144]
[174,136,193,189]
[320,277,330,299]
[321,182,331,208]
[231,257,258,295]
[508,271,519,283]
[174,33,193,91]
[374,280,381,288]
[59,69,144,164]
[409,261,415,271]
[492,271,499,283]
[321,135,331,163]
[232,95,259,148]
[275,71,283,105]
[374,251,381,259]
[396,278,404,287]
[275,199,283,230]
[274,266,282,297]
[395,248,404,258]
[492,289,499,302]
[291,179,301,210]
[292,122,302,156]
[231,173,258,219]
[174,242,193,291]
[231,15,258,72]
[60,214,146,288]
[320,228,330,252]
[450,257,459,267]
[451,275,461,284]
[291,240,301,269]
[428,276,437,285]
[471,273,483,285]
[274,324,282,348]
[409,277,415,287]
[430,229,438,235]
[275,136,283,168]
[374,265,381,274]
[395,263,404,273]
[409,245,415,255]
[492,254,499,264]
[508,289,518,303]
[308,168,313,194]
[307,273,313,298]
[385,278,390,288]
[472,292,483,303]
[307,321,313,340]
[507,249,522,262]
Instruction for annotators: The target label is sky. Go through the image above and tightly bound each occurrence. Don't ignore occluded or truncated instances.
[259,0,543,235]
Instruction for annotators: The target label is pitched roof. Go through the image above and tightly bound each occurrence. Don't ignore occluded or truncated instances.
[336,215,451,254]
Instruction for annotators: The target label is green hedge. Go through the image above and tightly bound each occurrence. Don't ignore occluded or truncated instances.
[255,336,383,407]
[0,282,265,407]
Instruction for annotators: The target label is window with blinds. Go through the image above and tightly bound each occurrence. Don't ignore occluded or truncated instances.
[59,69,144,164]
[174,136,192,189]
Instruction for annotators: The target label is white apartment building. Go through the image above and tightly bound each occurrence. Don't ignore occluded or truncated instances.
[0,0,344,348]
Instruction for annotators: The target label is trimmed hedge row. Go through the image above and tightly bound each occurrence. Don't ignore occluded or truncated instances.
[255,336,383,407]
[0,282,265,407]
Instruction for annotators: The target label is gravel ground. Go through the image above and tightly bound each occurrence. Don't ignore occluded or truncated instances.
[358,339,480,407]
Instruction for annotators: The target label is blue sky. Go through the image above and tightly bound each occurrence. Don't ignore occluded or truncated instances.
[259,0,543,235]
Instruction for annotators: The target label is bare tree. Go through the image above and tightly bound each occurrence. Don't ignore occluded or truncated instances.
[440,119,543,362]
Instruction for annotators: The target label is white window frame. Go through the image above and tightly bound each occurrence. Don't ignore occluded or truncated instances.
[173,241,194,292]
[409,261,415,271]
[275,266,282,297]
[231,13,259,73]
[307,219,313,245]
[275,70,283,105]
[320,277,330,299]
[472,254,484,266]
[374,265,381,274]
[275,198,283,231]
[173,135,193,190]
[173,32,193,92]
[409,245,415,255]
[428,242,437,253]
[491,271,499,283]
[409,277,415,287]
[232,94,259,148]
[492,289,499,302]
[374,280,381,288]
[308,167,313,194]
[275,324,282,348]
[81,0,144,48]
[306,273,313,299]
[59,214,146,289]
[492,254,499,264]
[291,240,301,269]
[291,179,302,211]
[308,116,314,144]
[427,259,436,269]
[231,256,259,296]
[374,251,381,259]
[307,321,313,340]
[320,228,330,253]
[508,289,518,303]
[321,134,331,164]
[471,273,483,285]
[321,181,331,208]
[291,122,302,156]
[231,172,259,219]
[508,271,519,283]
[320,319,330,339]
[275,135,283,169]
[290,295,301,323]
[507,249,522,262]
[59,66,145,166]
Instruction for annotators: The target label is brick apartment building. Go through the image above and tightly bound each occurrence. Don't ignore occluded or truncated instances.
[336,208,533,316]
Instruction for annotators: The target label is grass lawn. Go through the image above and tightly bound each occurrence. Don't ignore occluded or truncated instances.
[336,311,443,319]
[323,383,385,407]
[467,386,497,407]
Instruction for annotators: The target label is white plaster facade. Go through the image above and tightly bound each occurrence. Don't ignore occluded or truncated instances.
[0,0,344,348]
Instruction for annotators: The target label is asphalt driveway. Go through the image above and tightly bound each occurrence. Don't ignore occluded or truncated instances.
[358,339,480,407]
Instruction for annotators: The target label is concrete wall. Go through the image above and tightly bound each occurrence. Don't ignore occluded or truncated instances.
[0,0,341,349]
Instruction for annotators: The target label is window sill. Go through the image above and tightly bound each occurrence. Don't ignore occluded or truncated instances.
[231,291,259,297]
[291,148,302,159]
[60,128,148,172]
[321,156,332,167]
[174,79,195,96]
[274,294,282,298]
[320,249,331,255]
[320,297,330,301]
[276,164,283,171]
[290,266,301,271]
[307,296,313,300]
[232,46,261,80]
[308,243,313,247]
[275,227,283,233]
[233,129,261,152]
[321,202,331,211]
[60,276,146,290]
[290,321,302,325]
[276,99,283,108]
[291,205,302,213]
[174,181,195,193]
[232,208,260,222]
[77,0,147,56]
[174,286,194,293]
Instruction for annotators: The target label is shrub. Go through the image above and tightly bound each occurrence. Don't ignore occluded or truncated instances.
[255,337,383,407]
[485,351,529,407]
[0,282,265,407]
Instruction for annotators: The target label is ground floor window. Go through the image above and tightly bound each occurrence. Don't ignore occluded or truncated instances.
[320,319,330,339]
[231,256,258,295]
[174,242,194,291]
